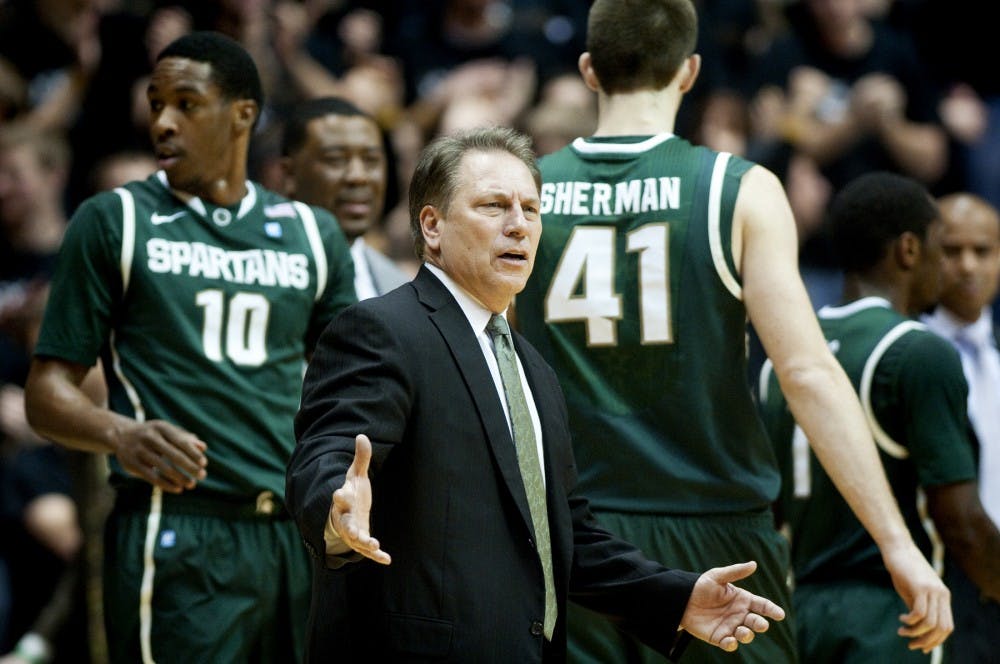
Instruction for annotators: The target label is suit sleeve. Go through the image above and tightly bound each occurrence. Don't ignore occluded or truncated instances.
[565,468,699,655]
[287,301,412,560]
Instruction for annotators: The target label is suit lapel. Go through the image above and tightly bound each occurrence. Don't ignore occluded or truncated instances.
[413,268,536,534]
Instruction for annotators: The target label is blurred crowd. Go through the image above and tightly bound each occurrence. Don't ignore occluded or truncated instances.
[1,0,998,661]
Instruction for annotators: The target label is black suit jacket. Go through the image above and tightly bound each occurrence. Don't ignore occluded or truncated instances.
[287,267,698,663]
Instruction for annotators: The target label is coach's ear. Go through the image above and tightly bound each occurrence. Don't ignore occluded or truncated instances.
[420,204,443,257]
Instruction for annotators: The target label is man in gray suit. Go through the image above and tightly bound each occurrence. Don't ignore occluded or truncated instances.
[282,96,410,299]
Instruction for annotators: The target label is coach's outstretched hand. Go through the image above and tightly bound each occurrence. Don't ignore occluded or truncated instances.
[680,561,785,652]
[327,434,391,565]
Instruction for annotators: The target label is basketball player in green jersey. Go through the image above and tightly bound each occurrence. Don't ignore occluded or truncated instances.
[758,172,1000,663]
[515,1,951,661]
[24,32,356,663]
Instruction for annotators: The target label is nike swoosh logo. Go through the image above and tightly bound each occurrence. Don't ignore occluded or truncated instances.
[151,211,187,225]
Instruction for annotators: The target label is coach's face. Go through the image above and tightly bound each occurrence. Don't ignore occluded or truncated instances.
[420,149,541,313]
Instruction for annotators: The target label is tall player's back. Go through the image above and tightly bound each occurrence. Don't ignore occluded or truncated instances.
[518,134,779,514]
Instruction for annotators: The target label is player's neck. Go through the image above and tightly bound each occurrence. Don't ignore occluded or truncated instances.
[843,275,911,316]
[593,88,679,137]
[173,177,248,208]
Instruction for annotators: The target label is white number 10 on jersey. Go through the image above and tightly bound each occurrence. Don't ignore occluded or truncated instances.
[196,289,270,366]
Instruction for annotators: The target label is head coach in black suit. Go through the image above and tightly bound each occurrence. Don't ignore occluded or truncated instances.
[286,126,784,662]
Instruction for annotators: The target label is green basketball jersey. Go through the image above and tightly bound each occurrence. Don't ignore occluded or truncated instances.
[758,297,977,584]
[35,171,357,499]
[518,134,779,513]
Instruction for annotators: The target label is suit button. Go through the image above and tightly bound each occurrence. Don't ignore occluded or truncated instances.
[528,537,536,550]
[530,621,544,637]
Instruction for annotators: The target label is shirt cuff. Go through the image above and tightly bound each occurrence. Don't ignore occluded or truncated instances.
[323,507,364,568]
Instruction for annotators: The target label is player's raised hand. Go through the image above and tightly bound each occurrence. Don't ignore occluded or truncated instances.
[883,544,952,652]
[679,561,785,652]
[113,420,207,493]
[328,434,391,565]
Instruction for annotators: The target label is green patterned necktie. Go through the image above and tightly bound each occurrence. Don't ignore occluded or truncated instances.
[486,313,557,640]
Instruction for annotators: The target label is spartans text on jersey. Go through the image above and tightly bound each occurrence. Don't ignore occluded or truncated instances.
[146,239,311,289]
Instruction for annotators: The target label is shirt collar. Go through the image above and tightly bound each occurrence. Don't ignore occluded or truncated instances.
[155,170,257,220]
[925,306,995,349]
[350,236,367,262]
[424,263,503,337]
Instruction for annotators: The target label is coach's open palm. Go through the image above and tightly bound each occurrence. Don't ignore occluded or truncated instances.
[328,434,392,565]
[680,561,785,652]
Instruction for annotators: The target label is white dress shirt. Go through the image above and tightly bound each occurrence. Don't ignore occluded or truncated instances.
[425,264,546,483]
[923,306,1000,526]
[351,237,379,301]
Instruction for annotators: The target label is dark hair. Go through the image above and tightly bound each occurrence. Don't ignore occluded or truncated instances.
[587,0,697,94]
[157,31,263,111]
[829,171,939,274]
[281,96,370,156]
[408,127,540,260]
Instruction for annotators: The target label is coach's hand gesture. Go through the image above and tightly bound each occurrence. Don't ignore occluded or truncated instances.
[680,561,785,652]
[327,434,391,565]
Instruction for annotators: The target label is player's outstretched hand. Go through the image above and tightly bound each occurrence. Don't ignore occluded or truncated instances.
[680,561,785,652]
[328,434,391,565]
[883,543,952,652]
[114,419,207,493]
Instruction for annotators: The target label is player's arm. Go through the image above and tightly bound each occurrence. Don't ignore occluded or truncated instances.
[736,165,951,652]
[25,357,207,494]
[927,481,1000,601]
[23,194,207,494]
[899,335,1000,602]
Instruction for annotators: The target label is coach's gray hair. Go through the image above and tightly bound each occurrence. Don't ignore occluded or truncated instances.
[408,127,541,260]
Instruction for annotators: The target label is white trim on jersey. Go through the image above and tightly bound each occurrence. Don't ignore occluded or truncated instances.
[570,133,674,154]
[917,485,946,664]
[111,187,161,662]
[109,333,146,423]
[858,320,926,459]
[110,189,146,422]
[115,187,137,292]
[916,487,945,577]
[139,486,163,664]
[818,296,891,319]
[708,152,742,300]
[758,358,774,404]
[237,181,257,219]
[294,202,328,302]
